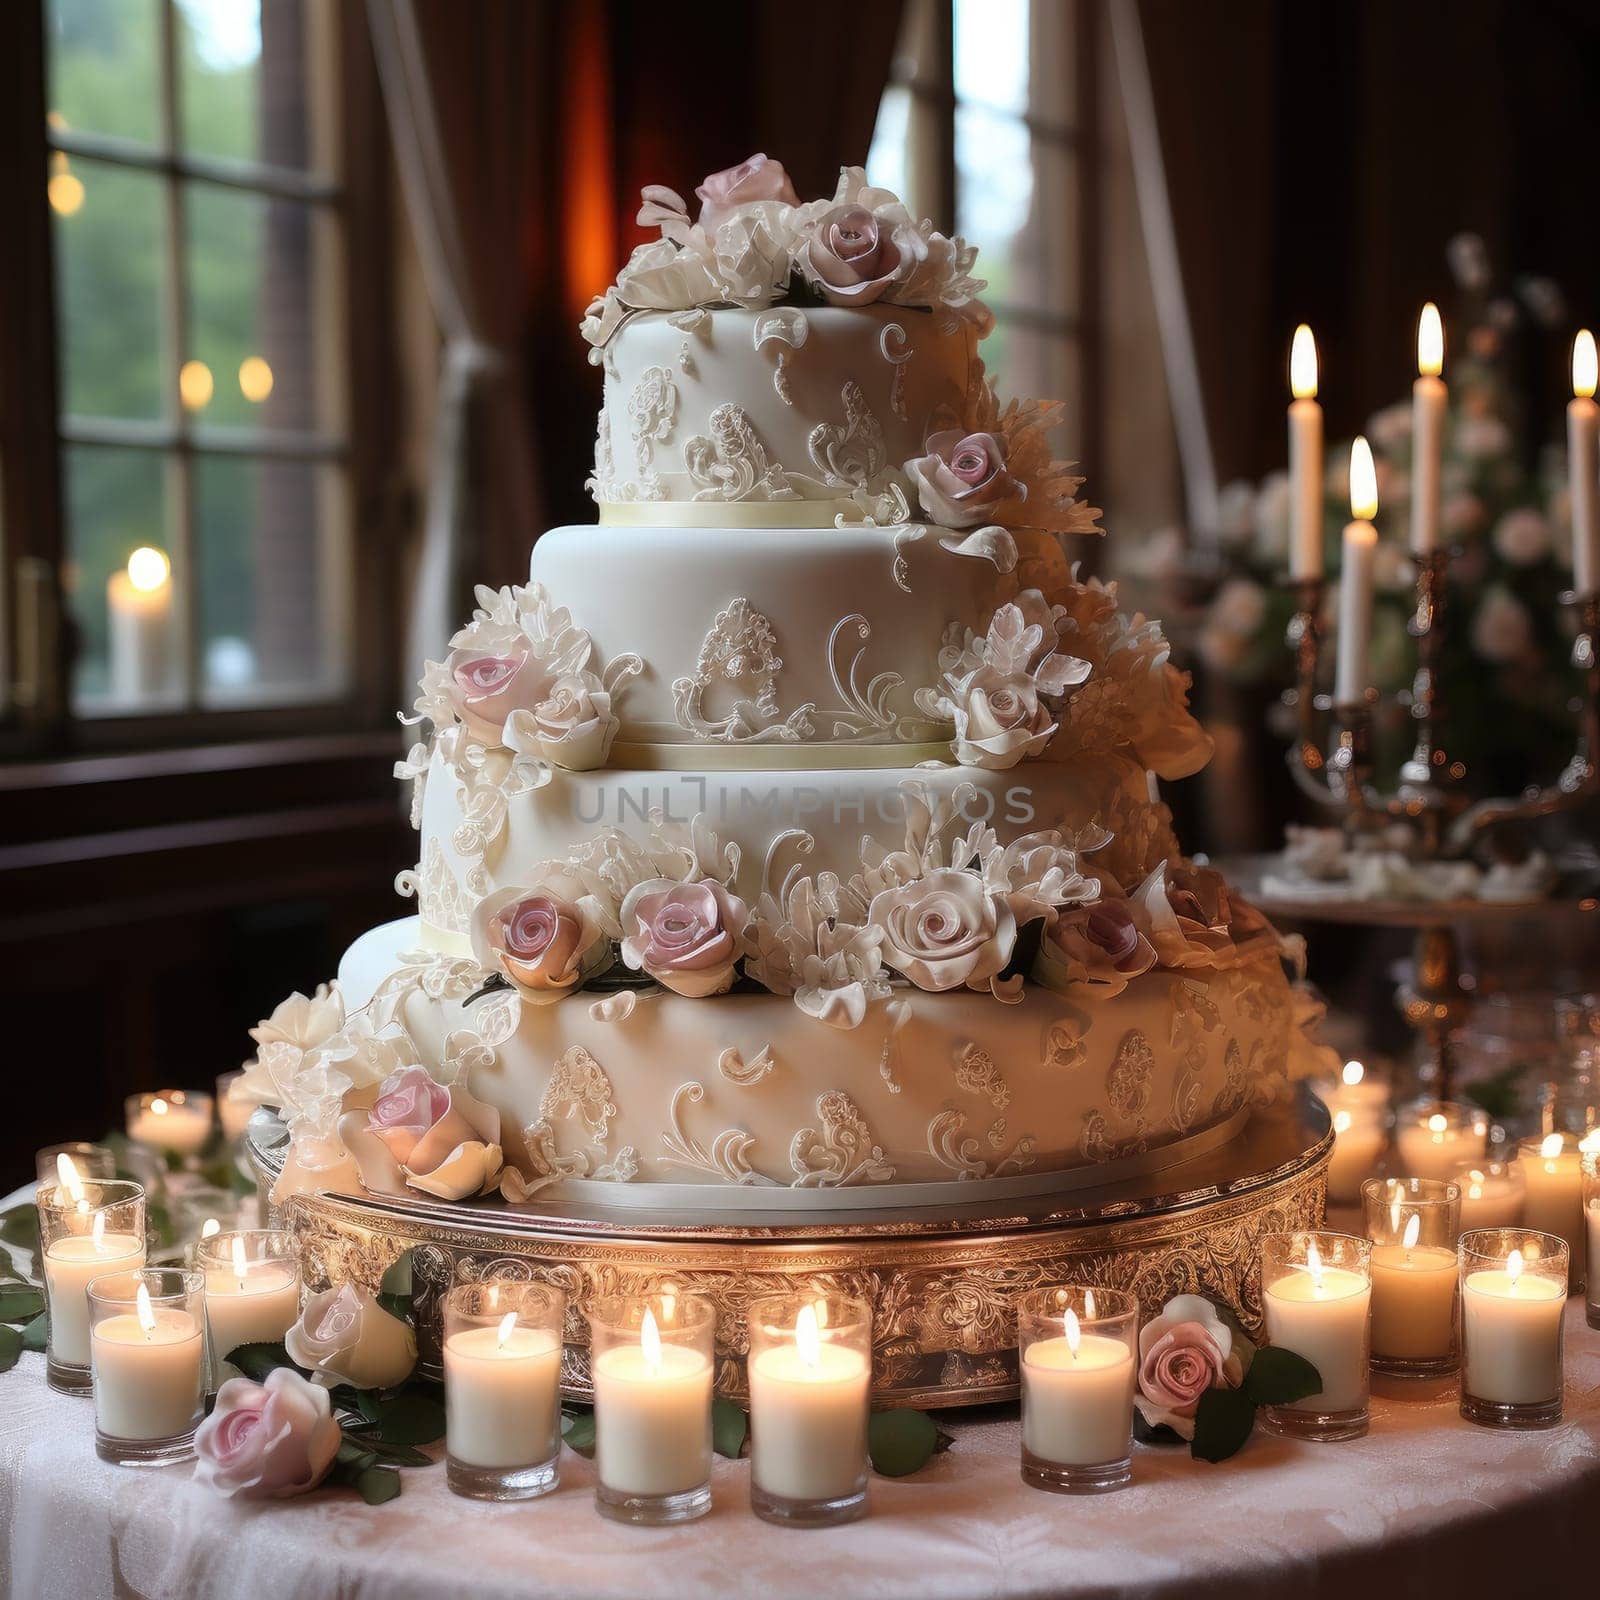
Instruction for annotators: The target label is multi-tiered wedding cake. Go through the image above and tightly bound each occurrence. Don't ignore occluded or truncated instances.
[239,156,1335,1216]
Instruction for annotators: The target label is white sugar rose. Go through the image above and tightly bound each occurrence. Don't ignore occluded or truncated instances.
[580,286,629,350]
[907,430,1024,529]
[285,1283,417,1391]
[505,675,618,770]
[800,203,907,306]
[869,868,1017,993]
[614,236,721,313]
[708,204,795,308]
[620,878,749,998]
[695,153,798,231]
[249,985,343,1054]
[948,666,1058,769]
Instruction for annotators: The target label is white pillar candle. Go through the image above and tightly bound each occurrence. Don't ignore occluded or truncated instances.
[1021,1320,1135,1466]
[1288,325,1324,579]
[203,1242,300,1382]
[1334,437,1378,705]
[1262,1257,1371,1411]
[44,1227,146,1366]
[107,546,175,701]
[443,1316,562,1470]
[1587,1199,1600,1320]
[127,1092,213,1156]
[217,1072,252,1144]
[91,1293,205,1441]
[1370,1238,1457,1361]
[1569,329,1599,596]
[1409,303,1447,557]
[1462,1256,1565,1404]
[1327,1111,1387,1204]
[1521,1135,1585,1287]
[592,1315,713,1497]
[1317,1060,1390,1122]
[1395,1108,1486,1183]
[1455,1163,1525,1236]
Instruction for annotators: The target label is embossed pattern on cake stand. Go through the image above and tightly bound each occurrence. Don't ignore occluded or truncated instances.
[251,1095,1329,1409]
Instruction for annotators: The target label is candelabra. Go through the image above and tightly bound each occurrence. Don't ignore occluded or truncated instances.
[1280,554,1600,1098]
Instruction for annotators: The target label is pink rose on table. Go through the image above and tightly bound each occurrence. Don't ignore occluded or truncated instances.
[906,430,1024,529]
[868,868,1017,993]
[1033,897,1157,999]
[338,1067,504,1202]
[1133,1294,1245,1442]
[803,204,905,305]
[695,153,799,230]
[620,878,749,997]
[447,647,551,746]
[195,1368,342,1500]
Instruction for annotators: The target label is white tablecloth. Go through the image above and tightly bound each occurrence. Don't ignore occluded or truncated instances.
[3,1307,1599,1600]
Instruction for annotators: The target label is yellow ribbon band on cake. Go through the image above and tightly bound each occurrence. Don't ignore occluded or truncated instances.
[598,499,865,529]
[604,740,954,771]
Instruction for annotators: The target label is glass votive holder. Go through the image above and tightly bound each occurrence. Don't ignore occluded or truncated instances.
[1582,1152,1600,1330]
[1017,1285,1138,1494]
[442,1281,565,1501]
[1361,1177,1460,1377]
[216,1070,254,1145]
[587,1290,716,1525]
[125,1090,215,1158]
[38,1178,147,1395]
[1393,1099,1489,1183]
[1517,1132,1588,1290]
[196,1229,301,1386]
[1459,1228,1568,1429]
[34,1142,117,1190]
[1259,1231,1372,1441]
[1452,1157,1525,1237]
[87,1266,206,1465]
[747,1292,872,1528]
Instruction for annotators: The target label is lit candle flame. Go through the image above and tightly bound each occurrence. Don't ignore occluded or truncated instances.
[641,1305,662,1375]
[231,1234,249,1287]
[1575,329,1597,401]
[1506,1248,1524,1291]
[496,1310,518,1350]
[795,1301,822,1371]
[1333,1110,1352,1135]
[1063,1306,1081,1359]
[136,1282,156,1339]
[1349,436,1378,521]
[56,1152,86,1207]
[1402,1213,1420,1252]
[1468,1180,1483,1201]
[1417,302,1444,378]
[1341,1060,1364,1088]
[1540,1132,1564,1166]
[1306,1239,1325,1294]
[200,1218,221,1240]
[1290,324,1318,401]
[1428,1113,1448,1139]
[126,546,170,594]
[150,1097,169,1118]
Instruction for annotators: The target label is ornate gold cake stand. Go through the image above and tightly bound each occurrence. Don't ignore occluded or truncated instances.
[251,1096,1329,1408]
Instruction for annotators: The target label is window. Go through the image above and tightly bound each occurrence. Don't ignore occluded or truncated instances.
[44,0,350,718]
[869,0,1096,448]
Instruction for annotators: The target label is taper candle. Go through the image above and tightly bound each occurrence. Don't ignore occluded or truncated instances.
[1334,437,1379,705]
[1410,303,1447,556]
[1570,329,1599,595]
[1289,325,1324,579]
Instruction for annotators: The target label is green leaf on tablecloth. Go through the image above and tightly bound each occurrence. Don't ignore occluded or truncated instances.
[163,1149,186,1175]
[1242,1346,1321,1408]
[712,1397,747,1458]
[357,1440,433,1468]
[20,1313,49,1353]
[0,1322,23,1375]
[367,1389,445,1446]
[1190,1386,1258,1463]
[0,1287,45,1323]
[1132,1410,1185,1446]
[225,1340,297,1382]
[868,1408,940,1477]
[376,1250,414,1321]
[0,1207,40,1252]
[336,1437,378,1471]
[354,1465,402,1505]
[562,1409,596,1457]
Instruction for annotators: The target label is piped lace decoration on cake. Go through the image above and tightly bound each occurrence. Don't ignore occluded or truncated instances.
[878,999,911,1092]
[589,990,639,1024]
[502,1046,630,1200]
[939,525,1018,572]
[790,380,888,495]
[395,840,472,938]
[953,1043,1012,1109]
[669,308,710,377]
[718,1044,775,1086]
[790,1091,895,1187]
[1105,1029,1155,1123]
[927,1107,1036,1180]
[672,597,815,742]
[626,365,678,500]
[1212,1037,1258,1119]
[890,524,924,593]
[753,307,808,405]
[1041,1018,1087,1071]
[660,1081,758,1183]
[684,405,797,501]
[584,411,617,501]
[879,323,913,421]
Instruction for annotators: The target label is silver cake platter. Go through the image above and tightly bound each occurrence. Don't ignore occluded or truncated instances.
[250,1093,1330,1408]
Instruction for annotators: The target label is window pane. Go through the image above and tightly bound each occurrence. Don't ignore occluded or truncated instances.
[64,445,180,713]
[53,159,167,422]
[867,84,911,204]
[178,0,332,170]
[185,187,341,432]
[47,0,162,148]
[984,327,1078,422]
[194,456,347,704]
[954,0,1030,114]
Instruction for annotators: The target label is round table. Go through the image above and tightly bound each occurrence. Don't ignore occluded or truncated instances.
[4,1306,1598,1600]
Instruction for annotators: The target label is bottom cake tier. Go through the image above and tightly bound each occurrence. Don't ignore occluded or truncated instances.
[335,917,1326,1209]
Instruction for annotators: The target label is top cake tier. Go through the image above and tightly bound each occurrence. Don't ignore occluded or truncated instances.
[589,305,977,521]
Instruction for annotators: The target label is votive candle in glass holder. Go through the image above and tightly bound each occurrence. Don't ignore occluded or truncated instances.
[587,1290,716,1525]
[34,1143,116,1189]
[442,1281,565,1501]
[747,1292,871,1528]
[1361,1177,1460,1377]
[1452,1158,1525,1237]
[38,1176,146,1395]
[197,1229,301,1386]
[1326,1109,1388,1204]
[125,1090,214,1157]
[1518,1132,1589,1290]
[1017,1286,1138,1494]
[1459,1228,1568,1429]
[87,1267,206,1465]
[216,1070,253,1145]
[1393,1100,1488,1183]
[1259,1231,1372,1441]
[1582,1152,1600,1330]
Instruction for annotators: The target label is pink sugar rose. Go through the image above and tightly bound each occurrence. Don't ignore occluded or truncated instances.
[804,203,905,305]
[448,648,552,747]
[1033,895,1158,1000]
[493,893,586,995]
[194,1368,342,1500]
[366,1065,478,1169]
[1133,1294,1245,1441]
[619,878,749,998]
[340,1067,504,1202]
[695,153,799,231]
[906,430,1024,529]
